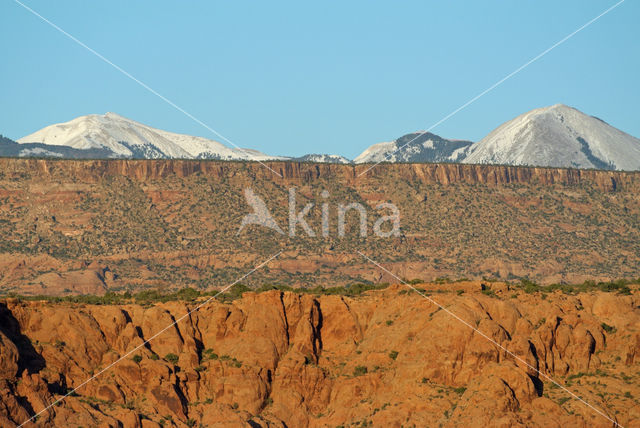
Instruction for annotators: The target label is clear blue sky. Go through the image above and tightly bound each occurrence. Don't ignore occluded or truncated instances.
[1,0,638,159]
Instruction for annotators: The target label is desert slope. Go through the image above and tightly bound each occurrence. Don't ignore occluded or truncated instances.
[1,159,640,296]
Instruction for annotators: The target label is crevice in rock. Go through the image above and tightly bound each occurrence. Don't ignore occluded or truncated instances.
[528,374,544,397]
[166,311,186,345]
[278,292,290,347]
[0,303,45,375]
[311,299,323,361]
[133,326,153,352]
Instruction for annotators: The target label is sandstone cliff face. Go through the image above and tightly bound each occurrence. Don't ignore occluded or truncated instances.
[1,158,635,191]
[0,283,638,427]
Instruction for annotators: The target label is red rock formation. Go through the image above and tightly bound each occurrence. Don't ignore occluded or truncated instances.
[0,282,637,427]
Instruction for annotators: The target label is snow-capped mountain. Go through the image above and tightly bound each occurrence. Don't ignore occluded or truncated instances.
[463,104,640,171]
[354,132,472,164]
[11,105,640,170]
[17,113,285,161]
[292,154,352,164]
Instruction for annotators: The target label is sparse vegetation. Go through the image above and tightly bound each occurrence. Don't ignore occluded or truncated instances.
[202,348,218,361]
[3,164,640,296]
[517,278,636,295]
[353,366,368,376]
[2,282,393,305]
[481,284,496,297]
[164,353,179,364]
[567,372,589,381]
[3,277,637,307]
[601,322,617,334]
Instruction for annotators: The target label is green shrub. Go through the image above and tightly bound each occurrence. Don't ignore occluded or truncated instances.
[481,285,496,297]
[132,354,142,364]
[202,348,218,360]
[216,284,252,302]
[601,322,617,334]
[520,278,540,293]
[567,372,588,380]
[164,353,179,364]
[353,366,368,376]
[389,351,399,360]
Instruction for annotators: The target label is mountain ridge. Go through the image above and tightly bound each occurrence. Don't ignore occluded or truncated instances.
[9,104,640,170]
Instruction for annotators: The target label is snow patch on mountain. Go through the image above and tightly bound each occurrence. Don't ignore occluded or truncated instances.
[293,154,352,164]
[354,132,473,164]
[18,147,64,158]
[353,141,397,163]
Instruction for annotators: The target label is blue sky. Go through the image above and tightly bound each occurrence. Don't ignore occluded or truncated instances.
[1,0,638,158]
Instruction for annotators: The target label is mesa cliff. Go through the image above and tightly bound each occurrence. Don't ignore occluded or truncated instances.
[1,158,634,190]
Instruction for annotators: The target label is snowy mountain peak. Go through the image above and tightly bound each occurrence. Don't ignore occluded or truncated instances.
[18,113,282,161]
[462,104,640,171]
